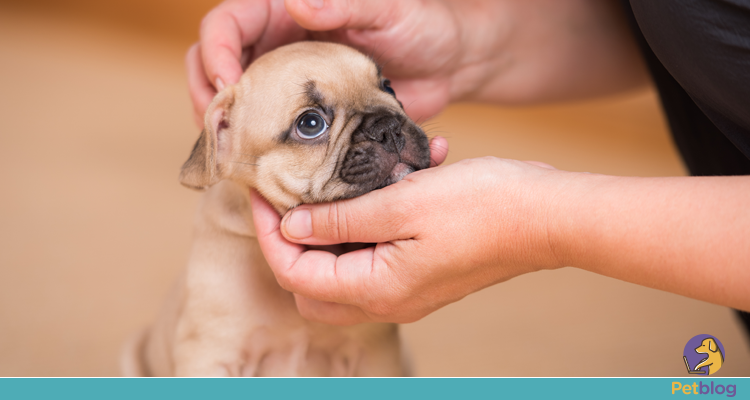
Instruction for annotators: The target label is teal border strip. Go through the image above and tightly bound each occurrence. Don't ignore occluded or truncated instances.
[0,377,745,400]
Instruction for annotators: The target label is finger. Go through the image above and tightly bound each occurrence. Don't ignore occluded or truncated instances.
[247,1,311,59]
[284,244,374,299]
[523,160,557,170]
[272,238,384,306]
[285,0,412,31]
[391,78,451,122]
[186,43,217,128]
[251,189,374,305]
[249,188,306,272]
[429,136,449,167]
[199,0,272,90]
[293,294,371,326]
[280,187,414,245]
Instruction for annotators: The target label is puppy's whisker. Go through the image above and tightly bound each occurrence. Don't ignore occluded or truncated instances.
[368,41,383,63]
[426,134,453,140]
[425,130,449,136]
[379,56,402,71]
[428,140,452,149]
[404,99,419,112]
[375,44,390,61]
[370,41,395,66]
[417,118,441,129]
[425,130,451,135]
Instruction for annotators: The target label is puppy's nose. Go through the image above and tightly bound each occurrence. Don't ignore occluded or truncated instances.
[363,115,405,153]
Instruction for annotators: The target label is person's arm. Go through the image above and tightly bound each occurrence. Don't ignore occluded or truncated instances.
[445,0,649,104]
[251,158,750,325]
[188,0,649,125]
[551,172,750,311]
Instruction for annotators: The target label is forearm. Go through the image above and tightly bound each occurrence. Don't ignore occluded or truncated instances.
[551,173,750,311]
[448,0,649,104]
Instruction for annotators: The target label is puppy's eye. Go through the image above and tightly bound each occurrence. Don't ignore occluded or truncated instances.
[381,79,396,97]
[296,113,328,139]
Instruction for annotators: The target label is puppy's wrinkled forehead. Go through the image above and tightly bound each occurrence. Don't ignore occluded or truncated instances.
[235,43,392,131]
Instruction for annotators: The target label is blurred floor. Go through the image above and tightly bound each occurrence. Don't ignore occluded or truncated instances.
[0,2,747,377]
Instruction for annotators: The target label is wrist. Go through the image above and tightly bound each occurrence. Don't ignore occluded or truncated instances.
[545,172,619,272]
[479,158,577,273]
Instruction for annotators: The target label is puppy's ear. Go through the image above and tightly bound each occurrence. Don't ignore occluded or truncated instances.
[708,338,717,352]
[179,87,236,190]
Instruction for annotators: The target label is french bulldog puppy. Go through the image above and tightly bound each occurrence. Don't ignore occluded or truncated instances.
[122,41,431,377]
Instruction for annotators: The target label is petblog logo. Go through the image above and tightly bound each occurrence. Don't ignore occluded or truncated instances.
[684,334,724,376]
[672,334,735,397]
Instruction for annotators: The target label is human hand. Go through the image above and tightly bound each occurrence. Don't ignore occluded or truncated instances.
[188,0,648,128]
[187,0,515,127]
[251,149,571,325]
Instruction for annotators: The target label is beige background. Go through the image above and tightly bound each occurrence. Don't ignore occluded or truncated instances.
[0,1,747,377]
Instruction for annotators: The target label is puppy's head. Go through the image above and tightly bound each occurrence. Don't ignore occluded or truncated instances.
[180,42,430,213]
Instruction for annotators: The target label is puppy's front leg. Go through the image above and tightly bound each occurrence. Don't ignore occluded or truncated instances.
[173,227,299,376]
[170,230,256,376]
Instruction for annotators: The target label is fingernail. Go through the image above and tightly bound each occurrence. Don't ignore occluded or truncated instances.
[215,77,225,91]
[285,209,312,239]
[304,0,324,10]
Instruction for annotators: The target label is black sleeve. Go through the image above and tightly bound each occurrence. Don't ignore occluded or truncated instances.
[625,0,750,175]
[622,0,750,340]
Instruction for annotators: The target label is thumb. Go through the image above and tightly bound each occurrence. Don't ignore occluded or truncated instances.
[281,185,414,245]
[285,0,411,31]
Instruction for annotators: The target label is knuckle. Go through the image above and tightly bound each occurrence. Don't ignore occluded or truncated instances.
[323,202,349,242]
[337,203,352,242]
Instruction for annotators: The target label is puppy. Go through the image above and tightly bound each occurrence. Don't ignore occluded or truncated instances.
[122,41,430,377]
[694,338,724,375]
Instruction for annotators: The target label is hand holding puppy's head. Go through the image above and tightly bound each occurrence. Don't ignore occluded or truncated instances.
[180,42,431,213]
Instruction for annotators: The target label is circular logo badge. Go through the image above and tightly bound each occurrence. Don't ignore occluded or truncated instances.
[683,334,725,376]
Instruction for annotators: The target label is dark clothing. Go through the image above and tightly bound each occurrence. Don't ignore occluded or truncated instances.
[624,0,750,175]
[621,1,750,335]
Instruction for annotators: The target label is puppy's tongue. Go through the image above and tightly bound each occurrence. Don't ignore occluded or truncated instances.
[390,162,414,183]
